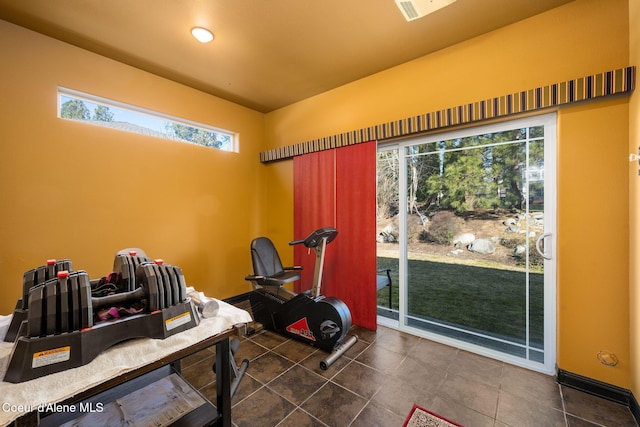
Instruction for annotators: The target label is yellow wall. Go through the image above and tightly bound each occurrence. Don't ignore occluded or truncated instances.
[0,19,264,313]
[629,0,640,399]
[557,98,629,387]
[0,0,636,391]
[265,0,632,387]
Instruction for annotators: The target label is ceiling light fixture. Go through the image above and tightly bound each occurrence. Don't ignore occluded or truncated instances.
[191,27,214,43]
[395,0,457,22]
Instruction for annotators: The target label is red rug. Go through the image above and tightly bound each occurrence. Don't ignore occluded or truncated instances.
[402,404,463,427]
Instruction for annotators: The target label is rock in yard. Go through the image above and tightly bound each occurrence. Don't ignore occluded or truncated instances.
[377,231,396,243]
[468,239,496,254]
[453,233,475,247]
[503,218,517,226]
[377,225,398,243]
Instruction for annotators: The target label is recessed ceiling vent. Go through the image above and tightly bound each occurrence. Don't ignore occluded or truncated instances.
[395,0,457,22]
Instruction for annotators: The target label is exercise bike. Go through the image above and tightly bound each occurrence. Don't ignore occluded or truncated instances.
[245,227,357,369]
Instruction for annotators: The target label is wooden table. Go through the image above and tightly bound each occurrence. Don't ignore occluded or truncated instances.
[8,325,243,427]
[0,297,252,427]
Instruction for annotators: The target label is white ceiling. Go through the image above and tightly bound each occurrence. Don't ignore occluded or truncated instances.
[0,0,574,113]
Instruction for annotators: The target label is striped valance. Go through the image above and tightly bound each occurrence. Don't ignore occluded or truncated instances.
[260,66,636,163]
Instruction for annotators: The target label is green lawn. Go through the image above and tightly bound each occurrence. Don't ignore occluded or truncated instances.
[377,256,543,346]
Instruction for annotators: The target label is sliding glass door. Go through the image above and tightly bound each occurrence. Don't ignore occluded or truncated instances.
[377,114,556,374]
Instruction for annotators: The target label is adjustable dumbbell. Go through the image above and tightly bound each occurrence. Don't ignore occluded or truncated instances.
[112,250,152,292]
[21,259,73,310]
[19,249,148,309]
[4,259,74,342]
[26,260,188,337]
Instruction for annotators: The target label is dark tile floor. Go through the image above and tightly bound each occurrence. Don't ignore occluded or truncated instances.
[181,322,638,427]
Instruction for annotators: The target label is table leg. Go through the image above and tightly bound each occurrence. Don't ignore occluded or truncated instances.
[215,338,232,427]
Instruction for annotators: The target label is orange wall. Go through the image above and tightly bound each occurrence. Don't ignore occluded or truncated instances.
[0,20,264,313]
[629,0,640,399]
[0,0,635,391]
[557,98,629,387]
[265,0,632,387]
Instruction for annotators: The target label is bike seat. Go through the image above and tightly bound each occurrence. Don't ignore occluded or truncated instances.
[245,237,302,287]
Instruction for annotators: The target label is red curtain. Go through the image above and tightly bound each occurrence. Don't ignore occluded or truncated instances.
[293,141,377,330]
[293,149,336,293]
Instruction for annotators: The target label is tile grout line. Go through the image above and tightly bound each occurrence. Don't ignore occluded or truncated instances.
[558,383,569,426]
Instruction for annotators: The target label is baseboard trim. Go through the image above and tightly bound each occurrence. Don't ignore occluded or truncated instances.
[557,369,640,424]
[631,393,640,425]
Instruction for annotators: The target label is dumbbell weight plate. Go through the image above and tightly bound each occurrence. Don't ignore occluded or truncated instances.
[77,272,93,330]
[154,265,166,311]
[114,254,135,292]
[54,271,93,334]
[143,262,165,310]
[158,263,173,309]
[45,282,57,336]
[176,266,188,303]
[113,251,152,292]
[176,266,187,305]
[166,267,178,306]
[169,266,187,305]
[59,275,69,333]
[69,274,81,332]
[22,269,39,311]
[21,259,73,310]
[26,279,62,337]
[39,271,87,336]
[134,261,188,311]
[135,263,162,312]
[159,263,187,307]
[171,266,186,306]
[27,285,44,337]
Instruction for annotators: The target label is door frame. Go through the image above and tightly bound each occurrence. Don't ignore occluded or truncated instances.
[377,113,557,375]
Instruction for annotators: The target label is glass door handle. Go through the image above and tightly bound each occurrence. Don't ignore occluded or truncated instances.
[535,233,552,260]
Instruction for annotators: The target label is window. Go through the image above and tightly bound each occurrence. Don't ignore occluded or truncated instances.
[377,113,557,374]
[57,88,237,152]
